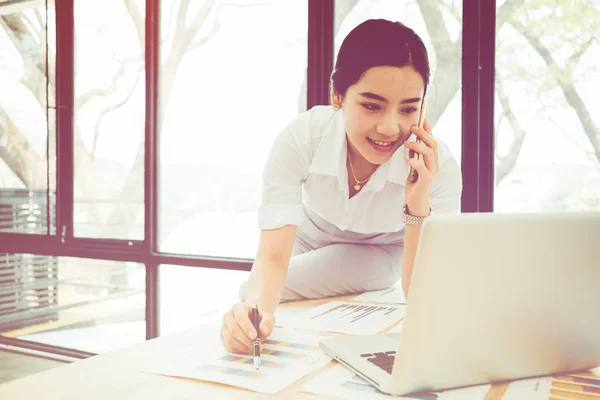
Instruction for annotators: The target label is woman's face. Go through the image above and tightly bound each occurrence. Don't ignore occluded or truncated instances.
[334,65,425,166]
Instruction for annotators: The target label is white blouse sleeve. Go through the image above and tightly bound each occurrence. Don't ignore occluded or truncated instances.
[258,127,309,230]
[430,155,463,215]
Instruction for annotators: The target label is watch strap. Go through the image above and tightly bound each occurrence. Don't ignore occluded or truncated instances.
[403,204,431,225]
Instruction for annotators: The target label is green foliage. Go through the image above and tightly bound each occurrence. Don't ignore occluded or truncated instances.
[498,0,599,113]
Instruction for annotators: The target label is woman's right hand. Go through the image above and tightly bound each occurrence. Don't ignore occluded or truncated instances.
[220,303,276,354]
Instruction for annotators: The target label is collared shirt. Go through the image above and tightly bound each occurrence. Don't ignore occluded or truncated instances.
[258,105,462,234]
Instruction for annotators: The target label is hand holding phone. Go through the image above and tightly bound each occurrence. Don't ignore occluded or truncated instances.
[408,96,427,183]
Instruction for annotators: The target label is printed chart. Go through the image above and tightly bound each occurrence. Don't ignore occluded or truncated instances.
[503,370,600,400]
[550,372,600,398]
[276,301,406,334]
[352,283,407,304]
[144,328,331,394]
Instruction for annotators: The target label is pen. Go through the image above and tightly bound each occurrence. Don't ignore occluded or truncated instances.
[251,304,261,370]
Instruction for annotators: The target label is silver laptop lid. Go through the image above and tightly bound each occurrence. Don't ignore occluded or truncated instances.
[390,212,600,395]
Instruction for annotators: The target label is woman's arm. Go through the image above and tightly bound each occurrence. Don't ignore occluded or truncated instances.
[401,118,441,299]
[400,224,422,298]
[401,154,462,299]
[243,225,297,313]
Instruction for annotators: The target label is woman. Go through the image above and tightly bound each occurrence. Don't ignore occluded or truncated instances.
[220,19,462,354]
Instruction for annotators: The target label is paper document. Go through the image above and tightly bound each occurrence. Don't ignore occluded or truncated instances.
[501,376,552,400]
[143,328,331,394]
[352,283,407,304]
[503,370,600,400]
[299,364,435,399]
[387,321,404,334]
[299,364,491,400]
[437,383,492,399]
[276,301,406,335]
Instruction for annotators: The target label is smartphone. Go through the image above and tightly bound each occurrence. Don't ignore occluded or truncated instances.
[408,95,427,183]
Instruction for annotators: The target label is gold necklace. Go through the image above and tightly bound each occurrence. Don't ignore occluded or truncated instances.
[347,152,376,191]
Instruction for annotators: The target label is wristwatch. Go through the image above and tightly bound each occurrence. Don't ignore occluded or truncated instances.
[402,204,431,225]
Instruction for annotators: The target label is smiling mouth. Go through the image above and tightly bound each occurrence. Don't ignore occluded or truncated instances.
[367,138,396,147]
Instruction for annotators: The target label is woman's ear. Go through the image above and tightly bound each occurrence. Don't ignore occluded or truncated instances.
[330,89,342,109]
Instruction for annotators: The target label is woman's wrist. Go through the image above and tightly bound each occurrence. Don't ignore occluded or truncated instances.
[404,200,431,217]
[405,188,431,215]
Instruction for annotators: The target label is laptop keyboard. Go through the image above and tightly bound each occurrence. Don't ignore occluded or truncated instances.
[361,351,396,374]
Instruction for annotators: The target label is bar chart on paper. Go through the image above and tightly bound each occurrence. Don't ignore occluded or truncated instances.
[352,283,407,304]
[143,328,331,394]
[275,301,407,334]
[502,369,600,400]
[550,372,600,398]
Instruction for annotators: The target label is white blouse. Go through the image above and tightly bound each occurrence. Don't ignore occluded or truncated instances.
[258,105,462,234]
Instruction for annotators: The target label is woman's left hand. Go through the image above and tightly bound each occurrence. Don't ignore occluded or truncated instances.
[403,119,439,216]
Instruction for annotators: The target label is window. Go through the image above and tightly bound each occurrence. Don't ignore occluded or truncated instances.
[73,0,146,239]
[6,0,596,360]
[494,0,600,212]
[158,0,309,258]
[0,0,56,235]
[1,255,145,354]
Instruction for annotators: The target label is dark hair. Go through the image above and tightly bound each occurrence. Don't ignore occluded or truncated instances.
[331,19,430,98]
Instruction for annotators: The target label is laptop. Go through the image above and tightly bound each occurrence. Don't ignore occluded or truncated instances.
[320,212,600,396]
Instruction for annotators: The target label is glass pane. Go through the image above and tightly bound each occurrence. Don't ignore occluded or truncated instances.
[334,0,463,167]
[0,1,56,234]
[73,0,145,239]
[494,1,600,212]
[0,254,145,354]
[158,1,308,258]
[159,264,248,336]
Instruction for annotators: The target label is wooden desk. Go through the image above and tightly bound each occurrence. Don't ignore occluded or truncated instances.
[0,296,508,399]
